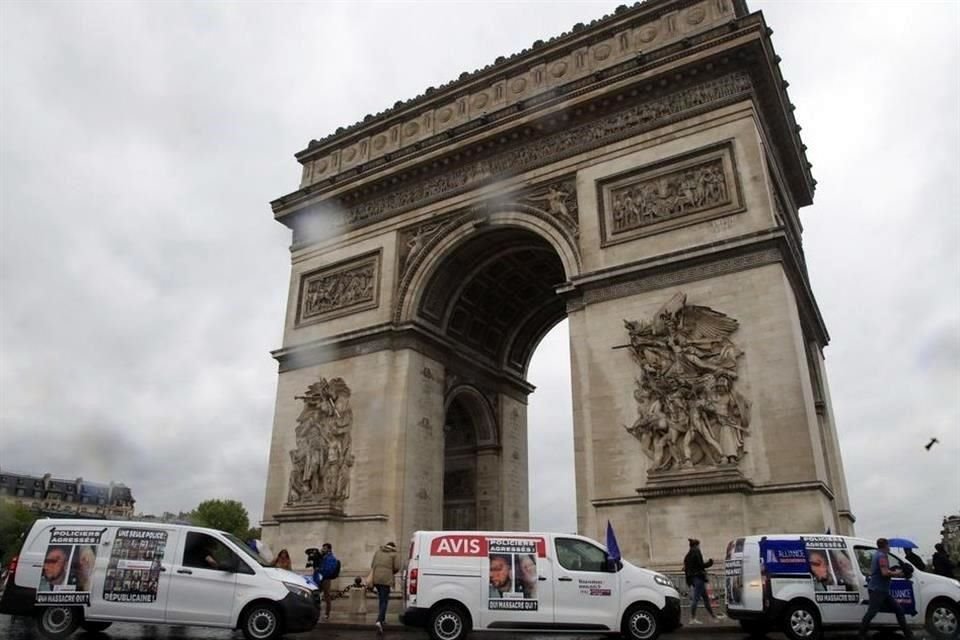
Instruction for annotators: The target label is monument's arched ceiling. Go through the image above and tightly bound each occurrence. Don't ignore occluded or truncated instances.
[419,227,566,375]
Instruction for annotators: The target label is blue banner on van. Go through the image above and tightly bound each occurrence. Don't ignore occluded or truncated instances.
[759,539,809,575]
[889,579,917,616]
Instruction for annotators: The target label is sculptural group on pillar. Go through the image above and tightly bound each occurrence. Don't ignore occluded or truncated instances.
[287,376,354,506]
[623,292,751,471]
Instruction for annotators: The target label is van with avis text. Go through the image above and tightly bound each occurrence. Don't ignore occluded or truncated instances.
[399,530,682,640]
[0,519,319,640]
[723,534,960,640]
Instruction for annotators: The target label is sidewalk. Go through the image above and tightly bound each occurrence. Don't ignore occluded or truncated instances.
[318,593,741,633]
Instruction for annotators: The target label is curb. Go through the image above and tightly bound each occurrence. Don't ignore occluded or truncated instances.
[317,620,744,634]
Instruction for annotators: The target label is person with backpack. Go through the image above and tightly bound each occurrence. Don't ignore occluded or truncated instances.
[315,543,340,621]
[368,541,400,634]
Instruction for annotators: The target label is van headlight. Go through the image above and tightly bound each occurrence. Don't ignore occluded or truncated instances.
[654,574,674,587]
[284,582,313,600]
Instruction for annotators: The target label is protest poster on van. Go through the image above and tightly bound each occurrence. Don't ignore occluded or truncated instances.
[804,537,859,604]
[102,528,167,603]
[36,528,106,605]
[487,537,541,611]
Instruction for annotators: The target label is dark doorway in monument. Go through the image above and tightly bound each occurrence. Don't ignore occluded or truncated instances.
[410,221,577,532]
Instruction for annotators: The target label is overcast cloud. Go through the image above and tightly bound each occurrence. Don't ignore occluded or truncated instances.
[1,1,957,559]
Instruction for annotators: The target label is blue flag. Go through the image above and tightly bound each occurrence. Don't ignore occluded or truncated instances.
[606,520,621,562]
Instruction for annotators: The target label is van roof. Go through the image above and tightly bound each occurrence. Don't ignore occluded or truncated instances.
[730,534,876,546]
[30,518,230,537]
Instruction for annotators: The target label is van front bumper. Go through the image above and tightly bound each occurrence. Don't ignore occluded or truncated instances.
[662,596,682,631]
[400,606,430,628]
[278,592,321,632]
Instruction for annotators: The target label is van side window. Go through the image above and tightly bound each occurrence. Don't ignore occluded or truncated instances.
[183,532,239,571]
[555,538,606,572]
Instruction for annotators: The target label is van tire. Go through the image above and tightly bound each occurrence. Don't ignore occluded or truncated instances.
[240,602,282,640]
[428,603,470,640]
[926,598,960,640]
[80,621,113,632]
[622,602,661,640]
[36,606,82,639]
[783,601,821,640]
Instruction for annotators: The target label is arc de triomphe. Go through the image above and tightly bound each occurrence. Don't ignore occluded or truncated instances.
[260,0,854,570]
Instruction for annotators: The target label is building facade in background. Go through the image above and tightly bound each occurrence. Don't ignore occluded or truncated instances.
[0,467,134,520]
[261,0,853,570]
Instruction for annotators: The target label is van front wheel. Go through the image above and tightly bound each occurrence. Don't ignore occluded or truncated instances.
[428,603,470,640]
[240,603,281,640]
[622,603,661,640]
[36,606,81,639]
[926,599,959,640]
[783,601,821,640]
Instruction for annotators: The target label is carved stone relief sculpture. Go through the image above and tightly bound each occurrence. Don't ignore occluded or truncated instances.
[297,251,380,325]
[524,179,579,236]
[622,292,750,471]
[287,377,355,508]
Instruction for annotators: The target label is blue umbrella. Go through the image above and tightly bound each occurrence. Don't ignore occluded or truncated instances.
[888,537,918,550]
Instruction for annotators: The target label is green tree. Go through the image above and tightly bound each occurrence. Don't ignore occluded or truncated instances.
[0,501,39,565]
[189,499,249,538]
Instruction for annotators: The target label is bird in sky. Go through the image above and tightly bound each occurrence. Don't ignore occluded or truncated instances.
[924,437,939,451]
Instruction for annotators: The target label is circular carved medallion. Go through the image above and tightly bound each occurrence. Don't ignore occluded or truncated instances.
[510,78,527,93]
[403,121,420,137]
[343,147,356,162]
[373,135,386,150]
[472,93,489,109]
[686,6,706,25]
[315,160,328,174]
[593,44,612,61]
[438,107,453,123]
[638,26,658,43]
[550,61,568,78]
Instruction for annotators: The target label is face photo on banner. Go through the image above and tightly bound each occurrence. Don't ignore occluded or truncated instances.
[807,549,837,591]
[829,549,860,592]
[39,545,71,592]
[486,537,542,611]
[488,553,513,598]
[514,553,538,599]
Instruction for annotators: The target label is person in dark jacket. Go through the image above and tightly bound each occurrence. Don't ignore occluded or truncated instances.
[903,547,926,572]
[683,538,724,623]
[932,543,956,578]
[314,543,339,621]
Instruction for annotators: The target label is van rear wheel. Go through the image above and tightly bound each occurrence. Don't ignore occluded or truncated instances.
[622,603,661,640]
[428,603,470,640]
[783,601,821,640]
[240,602,282,640]
[36,606,82,639]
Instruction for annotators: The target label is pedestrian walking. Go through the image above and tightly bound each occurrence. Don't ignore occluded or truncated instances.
[859,538,914,640]
[368,541,400,634]
[683,538,724,624]
[314,543,340,621]
[932,543,955,578]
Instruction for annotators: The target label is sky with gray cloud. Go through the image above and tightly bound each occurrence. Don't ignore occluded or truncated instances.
[1,1,957,560]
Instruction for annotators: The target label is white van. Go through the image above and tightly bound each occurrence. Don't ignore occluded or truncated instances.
[398,530,681,640]
[0,519,319,640]
[723,534,960,640]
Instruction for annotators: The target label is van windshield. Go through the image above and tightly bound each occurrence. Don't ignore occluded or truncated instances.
[224,533,272,567]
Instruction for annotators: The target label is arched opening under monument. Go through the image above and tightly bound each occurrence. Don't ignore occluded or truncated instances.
[421,224,574,531]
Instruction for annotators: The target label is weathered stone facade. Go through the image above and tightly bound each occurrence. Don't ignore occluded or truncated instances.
[261,0,854,572]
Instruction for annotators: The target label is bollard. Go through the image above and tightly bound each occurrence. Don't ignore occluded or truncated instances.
[348,578,367,614]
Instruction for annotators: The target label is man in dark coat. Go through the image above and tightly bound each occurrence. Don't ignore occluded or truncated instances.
[932,543,956,578]
[683,538,723,623]
[903,547,926,572]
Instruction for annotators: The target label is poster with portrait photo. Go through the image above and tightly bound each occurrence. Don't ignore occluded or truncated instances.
[804,539,859,604]
[36,528,106,605]
[487,538,540,611]
[103,528,168,603]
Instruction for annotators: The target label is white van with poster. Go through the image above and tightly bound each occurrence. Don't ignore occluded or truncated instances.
[723,534,960,640]
[0,519,320,640]
[398,530,681,640]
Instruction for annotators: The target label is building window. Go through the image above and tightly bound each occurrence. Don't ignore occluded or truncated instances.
[34,490,42,498]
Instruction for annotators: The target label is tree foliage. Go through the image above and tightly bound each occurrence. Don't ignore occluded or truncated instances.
[189,499,249,538]
[0,501,39,565]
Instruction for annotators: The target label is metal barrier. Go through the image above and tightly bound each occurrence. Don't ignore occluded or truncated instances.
[660,572,726,608]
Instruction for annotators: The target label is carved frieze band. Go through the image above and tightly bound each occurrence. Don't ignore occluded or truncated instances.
[326,72,752,233]
[296,250,381,326]
[301,0,737,186]
[598,141,743,246]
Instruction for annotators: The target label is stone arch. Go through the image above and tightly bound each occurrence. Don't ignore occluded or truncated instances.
[395,204,581,327]
[444,383,498,447]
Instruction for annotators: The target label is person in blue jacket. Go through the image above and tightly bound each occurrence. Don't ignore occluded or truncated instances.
[313,543,339,621]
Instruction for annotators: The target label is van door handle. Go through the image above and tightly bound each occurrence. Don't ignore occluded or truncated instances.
[558,576,573,582]
[538,576,547,581]
[177,569,192,575]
